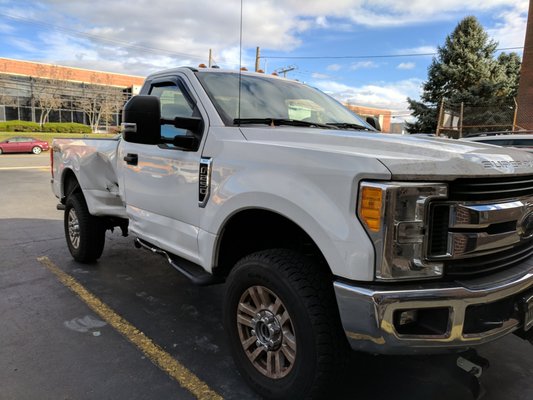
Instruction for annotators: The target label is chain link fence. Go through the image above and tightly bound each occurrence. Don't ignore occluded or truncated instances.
[436,99,518,138]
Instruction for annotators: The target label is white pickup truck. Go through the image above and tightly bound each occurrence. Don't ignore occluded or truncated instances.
[52,67,533,399]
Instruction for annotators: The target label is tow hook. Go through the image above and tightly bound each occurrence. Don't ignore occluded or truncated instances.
[456,350,490,400]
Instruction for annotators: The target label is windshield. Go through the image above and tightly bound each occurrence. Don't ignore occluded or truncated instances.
[195,71,373,130]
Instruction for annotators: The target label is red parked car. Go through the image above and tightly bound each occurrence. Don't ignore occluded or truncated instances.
[0,137,49,155]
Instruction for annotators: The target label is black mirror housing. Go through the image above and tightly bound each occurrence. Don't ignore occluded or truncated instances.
[172,135,200,150]
[122,95,161,144]
[161,116,203,135]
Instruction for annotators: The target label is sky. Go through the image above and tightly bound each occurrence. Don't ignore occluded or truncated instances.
[0,0,529,121]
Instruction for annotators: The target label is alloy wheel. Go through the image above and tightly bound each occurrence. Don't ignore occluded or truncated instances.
[236,285,297,379]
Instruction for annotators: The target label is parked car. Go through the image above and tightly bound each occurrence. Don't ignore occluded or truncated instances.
[462,134,533,152]
[0,137,49,154]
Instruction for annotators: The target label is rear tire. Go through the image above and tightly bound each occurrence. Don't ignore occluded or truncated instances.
[0,148,3,155]
[224,249,348,399]
[32,146,42,154]
[64,192,105,263]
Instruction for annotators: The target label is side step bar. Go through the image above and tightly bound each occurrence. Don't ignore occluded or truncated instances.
[134,238,224,286]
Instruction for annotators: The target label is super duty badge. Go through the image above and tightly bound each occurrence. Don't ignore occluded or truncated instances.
[199,158,212,207]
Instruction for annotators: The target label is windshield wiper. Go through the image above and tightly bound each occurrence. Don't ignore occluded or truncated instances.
[234,118,337,129]
[325,122,372,131]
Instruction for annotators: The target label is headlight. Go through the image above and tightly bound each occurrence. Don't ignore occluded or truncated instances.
[358,181,448,281]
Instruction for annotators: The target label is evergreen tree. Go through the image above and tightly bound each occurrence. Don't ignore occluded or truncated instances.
[406,16,521,133]
[497,52,521,98]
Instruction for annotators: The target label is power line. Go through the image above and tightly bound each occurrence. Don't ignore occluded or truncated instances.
[262,47,524,60]
[275,65,296,77]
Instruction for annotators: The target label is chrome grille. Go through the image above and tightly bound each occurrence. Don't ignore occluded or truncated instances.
[444,242,533,276]
[428,180,533,277]
[449,174,533,201]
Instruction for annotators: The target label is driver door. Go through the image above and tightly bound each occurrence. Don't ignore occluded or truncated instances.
[118,76,206,263]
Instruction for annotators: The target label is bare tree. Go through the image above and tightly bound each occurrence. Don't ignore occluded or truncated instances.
[33,65,72,127]
[76,74,128,132]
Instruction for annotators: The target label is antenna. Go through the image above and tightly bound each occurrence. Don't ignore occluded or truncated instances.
[237,0,243,125]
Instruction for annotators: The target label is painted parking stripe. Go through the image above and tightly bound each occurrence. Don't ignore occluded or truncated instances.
[0,166,49,170]
[37,256,223,400]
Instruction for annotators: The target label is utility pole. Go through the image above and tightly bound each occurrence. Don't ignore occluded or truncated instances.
[276,65,296,77]
[255,47,261,72]
[208,49,213,68]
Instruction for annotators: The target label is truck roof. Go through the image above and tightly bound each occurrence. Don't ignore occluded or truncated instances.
[146,66,288,81]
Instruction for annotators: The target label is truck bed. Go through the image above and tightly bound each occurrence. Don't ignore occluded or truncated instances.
[52,136,127,218]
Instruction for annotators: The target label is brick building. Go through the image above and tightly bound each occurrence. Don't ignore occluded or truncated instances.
[0,58,144,127]
[516,1,533,131]
[343,104,392,132]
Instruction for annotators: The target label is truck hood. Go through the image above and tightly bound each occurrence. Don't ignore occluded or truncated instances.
[240,127,533,179]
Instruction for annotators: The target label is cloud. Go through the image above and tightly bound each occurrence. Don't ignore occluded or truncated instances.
[327,64,342,71]
[218,46,255,70]
[311,72,330,79]
[397,62,416,70]
[350,61,378,70]
[0,0,526,76]
[396,46,437,56]
[7,37,39,53]
[313,77,423,111]
[0,21,15,34]
[487,1,528,50]
[315,16,329,28]
[344,0,513,27]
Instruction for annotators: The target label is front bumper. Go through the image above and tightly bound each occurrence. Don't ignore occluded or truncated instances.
[334,260,533,354]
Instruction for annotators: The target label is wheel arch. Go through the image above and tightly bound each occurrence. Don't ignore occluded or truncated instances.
[61,168,82,201]
[213,207,333,278]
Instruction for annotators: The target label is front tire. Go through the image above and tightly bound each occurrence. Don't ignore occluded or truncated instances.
[32,146,42,154]
[224,249,347,399]
[64,192,105,263]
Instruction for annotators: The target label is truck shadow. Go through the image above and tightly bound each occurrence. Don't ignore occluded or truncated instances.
[333,351,478,399]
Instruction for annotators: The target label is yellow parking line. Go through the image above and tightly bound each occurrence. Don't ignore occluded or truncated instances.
[37,256,223,400]
[0,166,49,170]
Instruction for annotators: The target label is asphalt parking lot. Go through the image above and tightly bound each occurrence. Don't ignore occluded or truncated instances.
[1,152,532,400]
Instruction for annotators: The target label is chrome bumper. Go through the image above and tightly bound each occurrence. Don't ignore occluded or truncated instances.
[334,260,533,354]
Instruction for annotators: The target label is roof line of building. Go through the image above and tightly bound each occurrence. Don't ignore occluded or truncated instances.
[0,57,144,80]
[344,103,393,114]
[0,71,137,90]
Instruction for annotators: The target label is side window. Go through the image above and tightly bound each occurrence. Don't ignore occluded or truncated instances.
[511,139,533,148]
[480,139,509,146]
[149,82,196,141]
